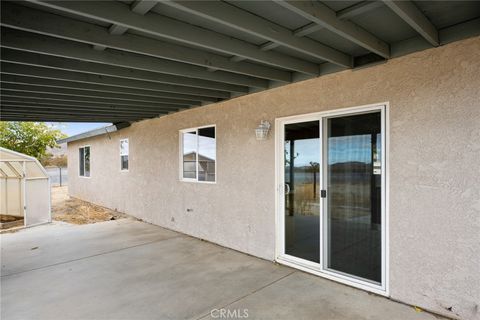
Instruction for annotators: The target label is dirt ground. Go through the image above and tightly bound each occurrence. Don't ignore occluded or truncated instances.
[0,215,23,223]
[0,214,24,231]
[52,186,126,224]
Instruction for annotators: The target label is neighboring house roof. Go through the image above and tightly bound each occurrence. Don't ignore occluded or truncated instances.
[183,152,215,162]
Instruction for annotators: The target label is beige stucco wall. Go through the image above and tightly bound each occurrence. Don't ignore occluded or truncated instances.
[68,36,480,320]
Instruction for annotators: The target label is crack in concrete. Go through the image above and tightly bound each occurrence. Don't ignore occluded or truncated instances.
[1,235,184,278]
[195,270,297,320]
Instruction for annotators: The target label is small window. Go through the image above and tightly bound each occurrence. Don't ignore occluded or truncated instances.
[79,146,90,177]
[181,126,216,182]
[120,139,129,171]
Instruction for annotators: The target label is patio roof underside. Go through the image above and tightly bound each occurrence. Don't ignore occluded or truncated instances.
[1,0,479,124]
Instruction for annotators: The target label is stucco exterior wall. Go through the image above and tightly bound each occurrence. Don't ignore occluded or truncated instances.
[67,37,480,320]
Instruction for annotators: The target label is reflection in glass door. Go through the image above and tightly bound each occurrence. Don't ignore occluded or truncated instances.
[284,121,320,263]
[279,106,385,291]
[325,112,382,283]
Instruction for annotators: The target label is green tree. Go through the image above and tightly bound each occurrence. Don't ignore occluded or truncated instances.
[0,122,67,160]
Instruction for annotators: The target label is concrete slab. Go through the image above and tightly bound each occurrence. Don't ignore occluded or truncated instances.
[1,220,444,320]
[199,271,442,320]
[1,219,179,276]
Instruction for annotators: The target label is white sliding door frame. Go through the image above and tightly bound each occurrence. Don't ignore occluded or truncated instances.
[274,102,389,296]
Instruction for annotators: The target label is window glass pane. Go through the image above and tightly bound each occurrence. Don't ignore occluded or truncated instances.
[198,127,216,182]
[326,112,382,283]
[284,121,320,263]
[121,155,129,171]
[120,139,129,170]
[84,146,90,177]
[120,139,129,156]
[79,148,85,176]
[183,131,197,179]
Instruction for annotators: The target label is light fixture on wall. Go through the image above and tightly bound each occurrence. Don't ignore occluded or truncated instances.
[255,120,271,140]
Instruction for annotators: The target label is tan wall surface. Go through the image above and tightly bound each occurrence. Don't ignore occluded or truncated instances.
[68,37,480,319]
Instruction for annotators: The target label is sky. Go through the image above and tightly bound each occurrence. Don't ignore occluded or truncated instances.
[286,134,381,166]
[47,122,111,137]
[183,132,216,160]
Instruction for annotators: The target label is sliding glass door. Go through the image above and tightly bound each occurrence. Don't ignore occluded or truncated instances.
[278,105,386,292]
[325,112,382,284]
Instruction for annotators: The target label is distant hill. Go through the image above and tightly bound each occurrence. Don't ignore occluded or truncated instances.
[329,162,371,173]
[47,142,67,157]
[288,162,371,173]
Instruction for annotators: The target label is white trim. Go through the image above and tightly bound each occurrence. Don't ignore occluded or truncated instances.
[47,175,52,223]
[179,124,217,184]
[78,145,91,178]
[3,173,8,213]
[320,116,326,268]
[0,158,36,162]
[179,179,216,185]
[276,256,388,297]
[25,177,50,181]
[274,102,389,296]
[274,120,282,259]
[276,102,387,123]
[384,102,391,295]
[22,161,26,227]
[179,124,217,134]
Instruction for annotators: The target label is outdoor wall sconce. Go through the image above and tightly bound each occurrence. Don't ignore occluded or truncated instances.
[255,120,271,140]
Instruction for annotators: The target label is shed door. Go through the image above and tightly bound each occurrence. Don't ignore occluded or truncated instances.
[24,179,50,226]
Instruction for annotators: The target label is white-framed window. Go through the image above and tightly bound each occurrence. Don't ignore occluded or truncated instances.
[180,125,216,183]
[120,139,129,171]
[79,146,90,177]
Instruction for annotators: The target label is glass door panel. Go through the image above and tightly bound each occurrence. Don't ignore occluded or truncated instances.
[284,121,320,263]
[325,112,382,283]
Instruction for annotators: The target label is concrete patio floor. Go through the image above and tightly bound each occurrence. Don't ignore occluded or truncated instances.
[1,219,442,320]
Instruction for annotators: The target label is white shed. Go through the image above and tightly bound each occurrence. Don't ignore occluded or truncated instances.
[0,147,51,227]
